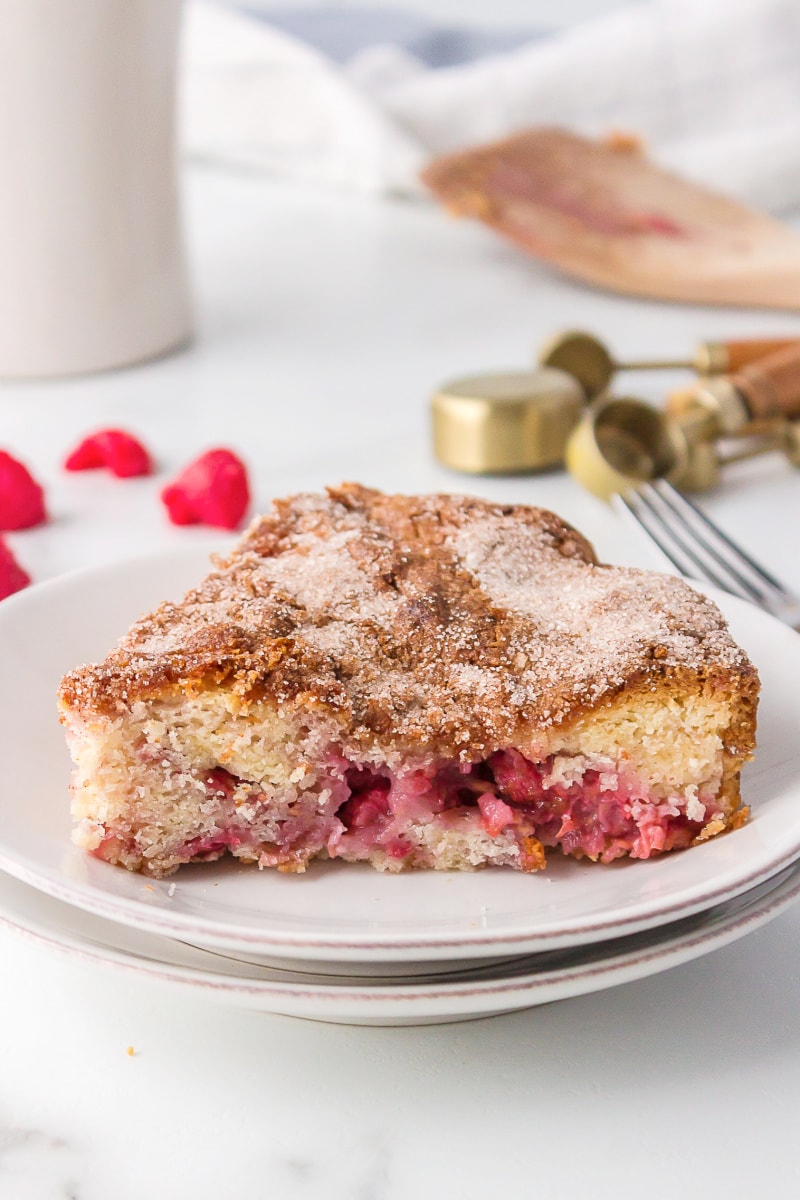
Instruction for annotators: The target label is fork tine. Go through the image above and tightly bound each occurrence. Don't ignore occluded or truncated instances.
[618,488,762,603]
[616,491,703,579]
[639,482,777,604]
[615,490,696,579]
[650,479,791,599]
[616,479,800,629]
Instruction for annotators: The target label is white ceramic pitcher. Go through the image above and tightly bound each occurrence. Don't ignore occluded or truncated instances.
[0,0,192,378]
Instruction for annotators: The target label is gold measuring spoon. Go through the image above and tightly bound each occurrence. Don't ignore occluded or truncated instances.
[565,394,800,499]
[539,330,800,400]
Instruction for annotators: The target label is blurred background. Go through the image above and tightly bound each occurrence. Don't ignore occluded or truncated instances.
[231,0,628,26]
[182,0,800,211]
[2,0,800,582]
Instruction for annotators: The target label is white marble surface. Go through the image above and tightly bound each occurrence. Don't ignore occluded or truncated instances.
[2,165,800,1198]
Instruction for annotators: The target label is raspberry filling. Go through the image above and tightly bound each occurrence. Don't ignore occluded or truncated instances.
[324,751,715,866]
[92,745,720,872]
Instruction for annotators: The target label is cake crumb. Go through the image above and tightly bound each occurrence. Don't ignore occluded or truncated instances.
[126,1045,135,1057]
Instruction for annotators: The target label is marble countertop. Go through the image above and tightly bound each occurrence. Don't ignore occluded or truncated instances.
[2,165,800,1199]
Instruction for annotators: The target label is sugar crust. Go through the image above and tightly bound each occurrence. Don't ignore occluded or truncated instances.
[59,483,758,762]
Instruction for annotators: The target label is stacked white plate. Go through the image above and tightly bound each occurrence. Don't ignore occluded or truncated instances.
[1,549,799,1025]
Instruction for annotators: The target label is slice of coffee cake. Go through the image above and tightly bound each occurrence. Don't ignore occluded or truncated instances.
[59,484,758,877]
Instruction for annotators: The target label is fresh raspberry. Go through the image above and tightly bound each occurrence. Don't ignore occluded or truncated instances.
[0,451,47,530]
[0,538,31,600]
[161,449,250,530]
[64,429,152,478]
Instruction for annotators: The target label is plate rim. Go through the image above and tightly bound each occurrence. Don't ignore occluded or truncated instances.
[3,837,800,961]
[1,858,798,1021]
[1,547,799,962]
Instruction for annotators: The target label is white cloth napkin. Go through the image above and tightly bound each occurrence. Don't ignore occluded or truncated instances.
[182,0,800,213]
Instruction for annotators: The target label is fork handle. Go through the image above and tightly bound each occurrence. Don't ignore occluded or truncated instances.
[730,343,800,421]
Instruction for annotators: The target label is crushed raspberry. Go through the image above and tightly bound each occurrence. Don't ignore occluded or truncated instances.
[182,831,244,858]
[0,538,30,599]
[488,748,545,803]
[385,838,413,859]
[64,429,153,478]
[0,451,46,530]
[161,449,250,530]
[204,767,238,800]
[91,829,134,862]
[477,792,516,837]
[339,785,391,830]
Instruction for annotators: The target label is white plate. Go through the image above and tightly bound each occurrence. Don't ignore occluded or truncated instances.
[1,858,798,1025]
[0,548,799,964]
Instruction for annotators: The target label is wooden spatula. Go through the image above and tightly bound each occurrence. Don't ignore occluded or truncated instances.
[421,128,800,310]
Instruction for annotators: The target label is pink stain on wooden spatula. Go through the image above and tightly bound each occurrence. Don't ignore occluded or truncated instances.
[422,128,800,309]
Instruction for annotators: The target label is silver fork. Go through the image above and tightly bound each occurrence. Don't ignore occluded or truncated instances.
[614,479,800,631]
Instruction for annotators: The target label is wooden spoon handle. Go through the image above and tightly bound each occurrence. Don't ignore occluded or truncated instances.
[732,344,800,420]
[705,337,800,374]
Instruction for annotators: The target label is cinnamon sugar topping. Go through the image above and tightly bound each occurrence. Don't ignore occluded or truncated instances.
[59,484,755,757]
